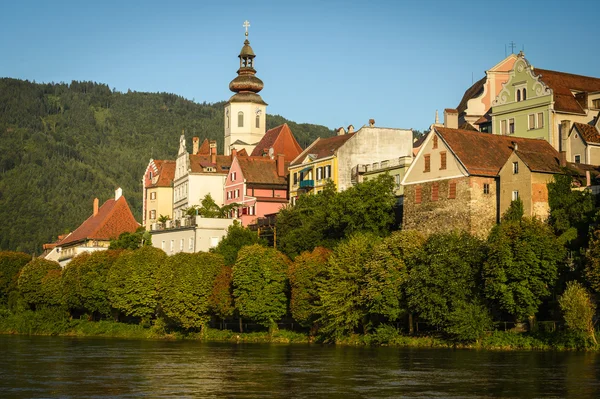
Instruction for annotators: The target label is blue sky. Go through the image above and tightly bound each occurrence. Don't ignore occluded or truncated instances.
[1,0,597,132]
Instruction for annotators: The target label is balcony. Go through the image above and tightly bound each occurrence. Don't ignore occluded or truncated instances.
[299,179,315,189]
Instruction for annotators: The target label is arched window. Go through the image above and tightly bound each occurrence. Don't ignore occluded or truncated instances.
[238,111,244,127]
[517,90,521,102]
[256,114,260,128]
[523,88,527,100]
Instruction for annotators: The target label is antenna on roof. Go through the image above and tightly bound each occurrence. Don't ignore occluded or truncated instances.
[508,41,516,54]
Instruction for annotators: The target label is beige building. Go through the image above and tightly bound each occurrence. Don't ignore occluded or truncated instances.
[142,159,175,230]
[565,112,600,165]
[150,216,234,255]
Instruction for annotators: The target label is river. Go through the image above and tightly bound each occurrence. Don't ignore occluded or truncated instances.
[1,335,599,398]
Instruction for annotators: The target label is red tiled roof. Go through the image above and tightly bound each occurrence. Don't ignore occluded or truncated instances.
[197,138,211,155]
[250,123,303,161]
[573,122,600,144]
[236,157,288,185]
[291,133,355,166]
[58,196,139,247]
[150,160,175,187]
[435,127,561,176]
[535,68,600,115]
[189,155,232,174]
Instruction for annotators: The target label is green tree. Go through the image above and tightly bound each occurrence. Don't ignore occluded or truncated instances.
[79,250,120,319]
[288,247,331,331]
[187,193,239,218]
[212,221,267,265]
[158,252,224,331]
[0,251,31,304]
[501,198,524,222]
[585,230,600,294]
[406,232,491,342]
[107,246,166,323]
[109,226,152,250]
[17,258,62,310]
[61,253,88,314]
[232,244,289,331]
[40,269,63,308]
[483,218,565,322]
[209,265,235,322]
[559,281,597,345]
[364,230,425,327]
[319,233,380,338]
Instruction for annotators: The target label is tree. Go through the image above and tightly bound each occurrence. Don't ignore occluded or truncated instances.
[0,251,31,304]
[483,218,565,322]
[406,232,491,342]
[187,193,239,218]
[158,252,224,331]
[212,221,267,265]
[17,258,62,310]
[232,244,289,331]
[501,198,524,222]
[79,250,120,319]
[364,230,425,326]
[209,265,235,322]
[107,246,166,322]
[319,233,380,338]
[61,253,88,314]
[109,226,152,250]
[585,230,600,295]
[288,247,331,331]
[559,281,597,345]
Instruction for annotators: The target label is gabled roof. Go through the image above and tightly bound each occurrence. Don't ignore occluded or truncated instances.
[435,127,560,176]
[197,138,211,155]
[189,154,233,174]
[236,157,288,185]
[290,133,355,166]
[150,160,175,187]
[250,123,303,161]
[534,68,600,115]
[58,196,139,247]
[572,122,600,144]
[514,150,563,174]
[457,76,486,116]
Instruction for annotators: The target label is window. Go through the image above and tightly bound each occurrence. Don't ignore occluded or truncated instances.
[483,183,490,195]
[238,111,244,127]
[593,99,600,109]
[150,210,156,219]
[161,240,165,250]
[528,114,536,130]
[512,191,519,201]
[231,171,236,181]
[180,239,184,251]
[513,162,519,174]
[509,118,515,134]
[523,88,527,100]
[316,167,323,180]
[150,192,156,200]
[235,189,239,198]
[537,112,544,128]
[501,120,507,135]
[448,182,456,199]
[517,90,521,102]
[189,238,194,251]
[431,183,439,201]
[432,136,438,149]
[415,186,422,204]
[293,172,298,185]
[248,205,255,215]
[170,240,174,253]
[227,191,231,200]
[256,114,260,128]
[394,174,401,188]
[324,165,332,179]
[574,154,581,163]
[440,151,447,170]
[424,154,431,173]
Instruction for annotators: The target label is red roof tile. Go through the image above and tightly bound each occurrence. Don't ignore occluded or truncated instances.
[534,68,600,115]
[291,133,355,166]
[435,127,561,176]
[573,122,600,144]
[236,157,288,185]
[189,155,233,174]
[197,138,211,155]
[58,196,139,246]
[150,160,175,187]
[250,123,303,161]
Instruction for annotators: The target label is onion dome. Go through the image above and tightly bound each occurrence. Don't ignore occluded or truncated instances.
[228,28,267,105]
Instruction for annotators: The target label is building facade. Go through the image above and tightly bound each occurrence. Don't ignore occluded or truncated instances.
[142,159,175,230]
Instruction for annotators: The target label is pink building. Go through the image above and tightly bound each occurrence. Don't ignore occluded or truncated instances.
[224,154,289,226]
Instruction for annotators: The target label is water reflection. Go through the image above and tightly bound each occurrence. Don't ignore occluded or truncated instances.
[0,335,599,398]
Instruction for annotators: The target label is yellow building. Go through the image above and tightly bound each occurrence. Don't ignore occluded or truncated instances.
[142,159,175,230]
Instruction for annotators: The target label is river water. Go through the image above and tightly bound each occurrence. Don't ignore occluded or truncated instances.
[1,335,599,398]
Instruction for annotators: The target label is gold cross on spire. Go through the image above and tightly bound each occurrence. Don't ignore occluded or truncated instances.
[243,20,250,37]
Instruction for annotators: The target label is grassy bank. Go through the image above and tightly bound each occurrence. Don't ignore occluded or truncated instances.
[0,309,596,350]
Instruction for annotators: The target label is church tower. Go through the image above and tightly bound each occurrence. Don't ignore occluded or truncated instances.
[224,21,267,156]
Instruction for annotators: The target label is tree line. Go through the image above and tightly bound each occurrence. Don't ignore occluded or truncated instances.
[1,174,600,346]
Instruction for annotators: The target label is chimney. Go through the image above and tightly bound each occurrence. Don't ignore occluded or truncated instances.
[512,141,519,151]
[336,127,346,136]
[231,148,237,160]
[369,119,375,127]
[444,108,458,129]
[115,187,123,200]
[559,151,567,167]
[586,170,591,187]
[192,137,199,154]
[347,125,354,133]
[560,120,572,154]
[93,198,99,216]
[277,154,285,177]
[211,146,217,164]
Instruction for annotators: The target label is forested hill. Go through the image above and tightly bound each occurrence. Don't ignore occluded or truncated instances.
[0,78,334,254]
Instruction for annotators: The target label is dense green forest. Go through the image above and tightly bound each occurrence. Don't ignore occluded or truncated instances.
[0,78,333,253]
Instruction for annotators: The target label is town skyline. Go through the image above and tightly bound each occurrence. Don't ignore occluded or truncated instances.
[1,0,598,132]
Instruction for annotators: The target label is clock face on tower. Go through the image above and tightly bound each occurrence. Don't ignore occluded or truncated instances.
[255,108,261,115]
